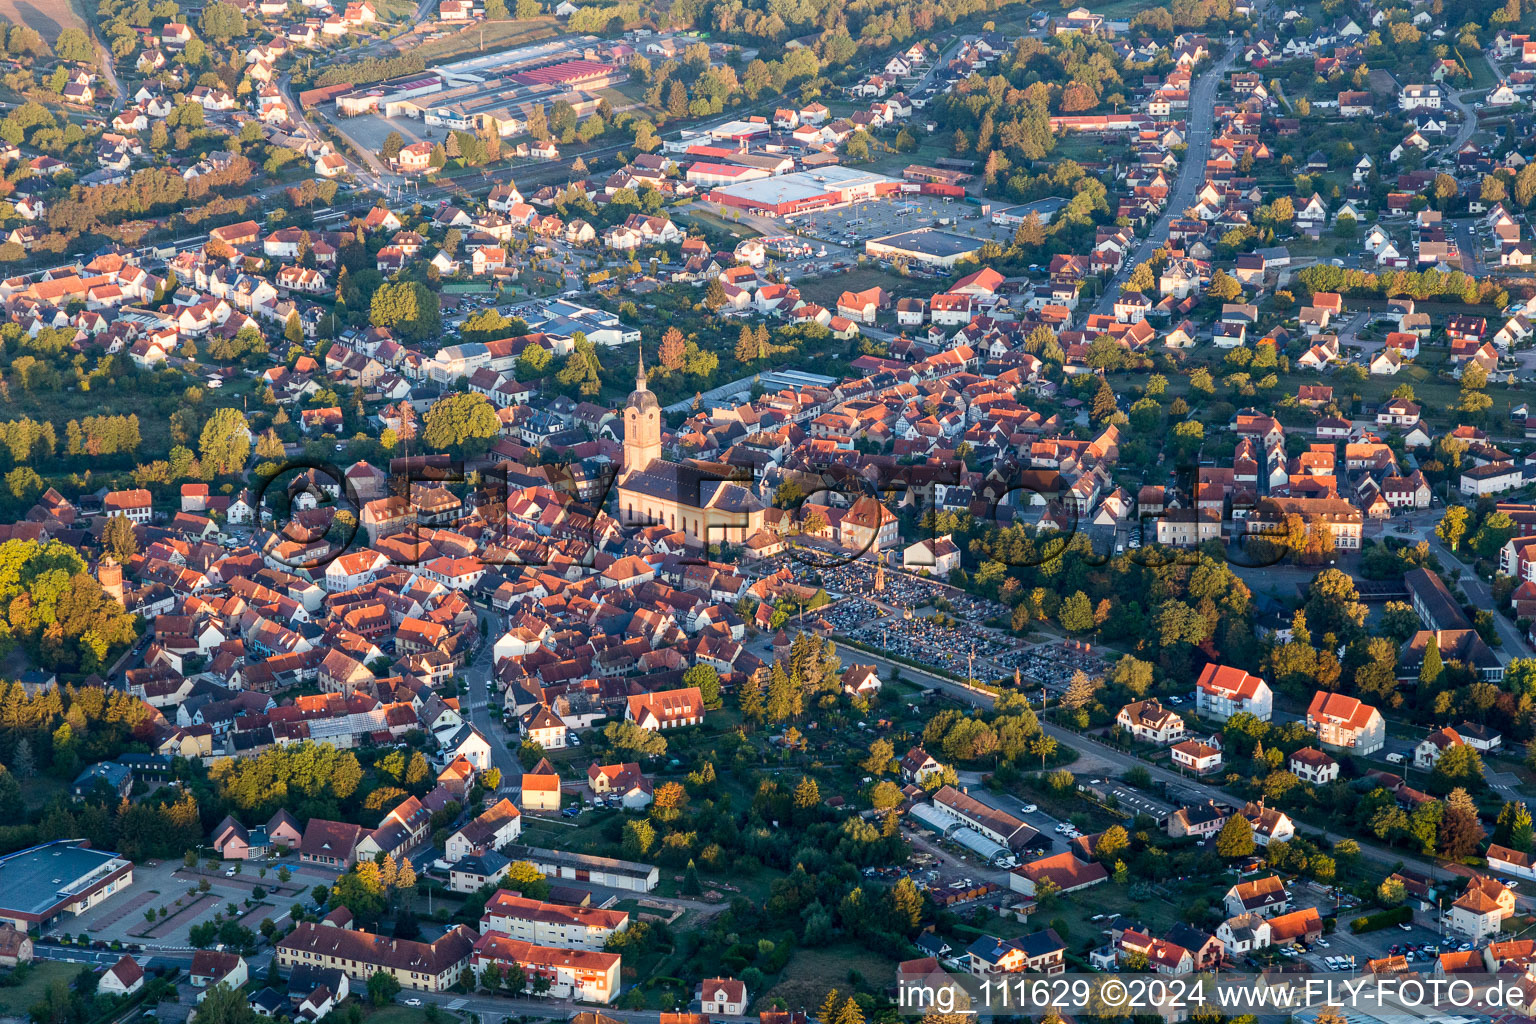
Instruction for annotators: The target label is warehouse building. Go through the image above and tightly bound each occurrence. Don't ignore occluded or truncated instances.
[707,167,904,217]
[864,227,984,268]
[0,840,134,931]
[503,844,659,891]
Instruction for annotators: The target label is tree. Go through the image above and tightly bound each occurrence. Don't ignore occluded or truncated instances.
[658,326,686,371]
[380,131,404,161]
[1059,671,1100,711]
[1430,744,1483,792]
[367,971,401,1006]
[1436,506,1470,550]
[192,981,259,1024]
[370,281,440,342]
[1058,591,1095,634]
[1095,824,1129,863]
[199,2,248,41]
[1439,787,1486,858]
[862,738,895,775]
[1419,638,1444,689]
[1110,656,1154,697]
[422,393,500,450]
[622,818,655,858]
[845,131,871,162]
[1208,269,1242,302]
[103,516,137,565]
[1496,801,1533,851]
[682,663,721,708]
[198,408,251,475]
[793,775,820,808]
[1215,814,1255,857]
[1090,377,1116,422]
[1518,163,1536,208]
[1377,876,1406,905]
[502,861,547,900]
[1434,173,1459,205]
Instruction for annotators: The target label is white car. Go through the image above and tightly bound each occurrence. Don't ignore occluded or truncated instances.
[403,998,422,1007]
[1020,804,1038,814]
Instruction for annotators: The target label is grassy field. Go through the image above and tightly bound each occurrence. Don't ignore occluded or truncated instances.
[411,16,557,63]
[4,0,86,43]
[0,961,77,1017]
[760,942,896,1012]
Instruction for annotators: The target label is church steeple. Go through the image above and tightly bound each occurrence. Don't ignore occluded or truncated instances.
[623,345,661,475]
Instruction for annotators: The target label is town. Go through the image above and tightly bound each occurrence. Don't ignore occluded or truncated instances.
[1,0,1536,1020]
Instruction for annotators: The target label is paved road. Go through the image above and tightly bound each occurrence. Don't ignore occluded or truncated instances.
[1435,55,1498,164]
[463,633,524,785]
[1089,30,1252,318]
[1429,539,1530,663]
[94,30,127,114]
[842,641,1494,895]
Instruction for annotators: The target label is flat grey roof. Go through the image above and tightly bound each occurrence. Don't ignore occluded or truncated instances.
[0,841,125,917]
[504,844,657,879]
[866,228,982,258]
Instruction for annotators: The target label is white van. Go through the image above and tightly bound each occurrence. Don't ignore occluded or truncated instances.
[1385,752,1405,764]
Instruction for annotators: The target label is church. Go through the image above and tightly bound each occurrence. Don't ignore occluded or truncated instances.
[615,352,766,547]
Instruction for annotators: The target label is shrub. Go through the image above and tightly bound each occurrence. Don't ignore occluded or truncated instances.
[1350,906,1412,933]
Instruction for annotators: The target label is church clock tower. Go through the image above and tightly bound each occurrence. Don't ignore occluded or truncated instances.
[623,348,661,475]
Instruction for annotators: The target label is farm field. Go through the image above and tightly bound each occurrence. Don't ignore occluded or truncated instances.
[4,0,86,42]
[410,15,558,63]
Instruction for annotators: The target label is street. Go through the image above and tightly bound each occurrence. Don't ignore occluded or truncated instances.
[1089,27,1254,319]
[463,632,524,787]
[820,637,1498,898]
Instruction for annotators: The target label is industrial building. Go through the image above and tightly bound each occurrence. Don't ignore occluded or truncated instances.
[0,840,134,931]
[907,802,1017,866]
[330,37,618,139]
[707,167,905,217]
[864,227,984,268]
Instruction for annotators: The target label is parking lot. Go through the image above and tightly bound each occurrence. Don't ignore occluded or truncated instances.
[788,196,1016,250]
[63,856,311,947]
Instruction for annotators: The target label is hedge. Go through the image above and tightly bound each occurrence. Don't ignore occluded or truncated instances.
[1349,906,1412,933]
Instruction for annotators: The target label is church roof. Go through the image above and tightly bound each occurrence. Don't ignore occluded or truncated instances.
[618,459,765,513]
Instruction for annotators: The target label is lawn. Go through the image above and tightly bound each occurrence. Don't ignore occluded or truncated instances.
[1460,50,1496,90]
[0,961,78,1017]
[675,205,761,242]
[759,942,897,1012]
[367,1004,468,1024]
[866,139,956,178]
